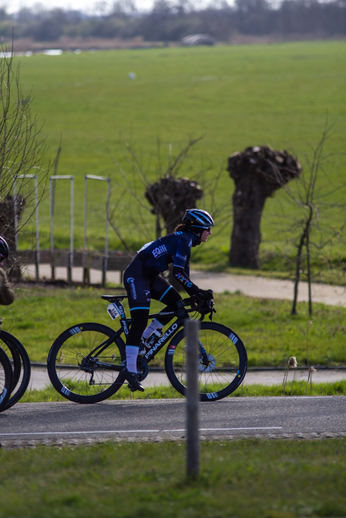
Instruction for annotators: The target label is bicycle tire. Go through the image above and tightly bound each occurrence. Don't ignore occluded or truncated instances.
[0,331,31,410]
[165,321,247,402]
[47,322,126,404]
[0,346,14,412]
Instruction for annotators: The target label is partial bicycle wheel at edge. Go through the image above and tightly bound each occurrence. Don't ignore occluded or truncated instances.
[47,323,126,404]
[0,346,14,412]
[165,321,247,402]
[0,331,31,410]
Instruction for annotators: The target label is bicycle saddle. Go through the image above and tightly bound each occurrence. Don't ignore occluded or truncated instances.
[101,294,128,302]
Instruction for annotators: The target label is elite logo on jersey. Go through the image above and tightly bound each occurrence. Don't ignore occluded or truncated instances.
[152,244,167,258]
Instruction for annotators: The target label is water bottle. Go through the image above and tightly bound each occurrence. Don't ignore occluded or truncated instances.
[145,329,162,349]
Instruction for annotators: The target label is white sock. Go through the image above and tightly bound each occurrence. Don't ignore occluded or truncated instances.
[142,319,163,340]
[126,345,139,373]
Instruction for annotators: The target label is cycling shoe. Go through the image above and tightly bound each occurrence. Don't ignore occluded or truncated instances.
[121,368,145,392]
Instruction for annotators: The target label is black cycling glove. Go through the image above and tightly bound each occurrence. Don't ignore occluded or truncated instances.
[197,289,214,301]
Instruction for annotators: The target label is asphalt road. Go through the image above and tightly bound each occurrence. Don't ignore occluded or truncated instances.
[1,397,345,448]
[12,267,345,449]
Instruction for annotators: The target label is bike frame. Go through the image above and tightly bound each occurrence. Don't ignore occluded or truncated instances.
[84,296,210,370]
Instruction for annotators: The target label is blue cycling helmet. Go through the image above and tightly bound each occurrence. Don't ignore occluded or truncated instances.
[0,236,9,260]
[182,209,214,230]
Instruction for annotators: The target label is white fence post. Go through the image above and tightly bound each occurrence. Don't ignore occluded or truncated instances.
[13,174,40,280]
[185,318,200,478]
[49,175,74,283]
[84,175,110,287]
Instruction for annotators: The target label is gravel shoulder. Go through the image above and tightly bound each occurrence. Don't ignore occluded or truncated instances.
[23,264,346,307]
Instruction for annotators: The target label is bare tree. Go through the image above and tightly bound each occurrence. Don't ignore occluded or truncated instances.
[227,145,301,269]
[144,137,205,237]
[0,41,57,277]
[145,168,204,291]
[283,122,346,316]
[107,134,231,278]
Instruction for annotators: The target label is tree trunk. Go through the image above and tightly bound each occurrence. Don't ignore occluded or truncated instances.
[227,146,301,270]
[291,231,305,315]
[229,177,266,269]
[291,205,313,316]
[306,234,312,317]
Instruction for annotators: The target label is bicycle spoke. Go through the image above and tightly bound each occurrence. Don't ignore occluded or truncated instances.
[48,323,125,404]
[165,322,247,401]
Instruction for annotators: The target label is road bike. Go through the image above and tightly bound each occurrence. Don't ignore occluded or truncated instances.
[0,331,31,411]
[0,346,14,412]
[47,294,247,404]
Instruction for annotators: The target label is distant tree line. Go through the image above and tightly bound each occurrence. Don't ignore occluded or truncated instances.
[0,0,345,43]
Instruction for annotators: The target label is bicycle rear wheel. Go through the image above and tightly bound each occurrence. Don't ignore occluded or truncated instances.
[0,346,14,412]
[0,331,31,410]
[165,321,247,401]
[47,323,126,404]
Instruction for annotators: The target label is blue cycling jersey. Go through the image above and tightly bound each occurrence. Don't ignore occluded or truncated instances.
[137,230,199,277]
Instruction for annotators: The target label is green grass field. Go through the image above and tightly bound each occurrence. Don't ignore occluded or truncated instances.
[14,41,346,273]
[0,439,345,518]
[3,286,346,367]
[5,43,346,513]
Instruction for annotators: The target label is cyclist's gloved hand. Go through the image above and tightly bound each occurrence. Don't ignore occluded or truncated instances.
[197,289,214,301]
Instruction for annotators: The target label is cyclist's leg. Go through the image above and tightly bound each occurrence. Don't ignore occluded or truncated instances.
[123,259,152,391]
[148,277,182,330]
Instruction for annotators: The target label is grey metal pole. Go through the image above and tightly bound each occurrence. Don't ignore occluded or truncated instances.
[102,178,111,288]
[84,176,87,254]
[68,176,74,284]
[13,174,40,279]
[84,175,110,288]
[49,177,55,281]
[13,178,18,252]
[49,175,74,282]
[83,176,88,285]
[185,318,200,479]
[34,175,40,281]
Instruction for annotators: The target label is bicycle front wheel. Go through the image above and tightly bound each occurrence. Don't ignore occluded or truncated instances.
[165,322,247,401]
[0,331,31,410]
[0,346,14,412]
[47,323,126,404]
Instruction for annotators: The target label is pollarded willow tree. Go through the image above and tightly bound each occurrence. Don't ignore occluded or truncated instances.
[145,174,203,236]
[145,173,204,291]
[109,135,231,289]
[109,134,227,247]
[227,145,301,269]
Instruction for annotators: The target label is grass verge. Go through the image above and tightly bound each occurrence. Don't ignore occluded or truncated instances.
[21,380,346,403]
[3,286,346,367]
[0,438,345,518]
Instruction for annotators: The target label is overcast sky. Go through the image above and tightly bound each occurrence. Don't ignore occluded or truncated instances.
[6,0,149,14]
[5,0,222,15]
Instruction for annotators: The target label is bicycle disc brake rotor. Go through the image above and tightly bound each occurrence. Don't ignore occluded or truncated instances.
[198,354,216,373]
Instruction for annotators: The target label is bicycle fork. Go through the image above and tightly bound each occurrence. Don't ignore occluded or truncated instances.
[199,343,210,367]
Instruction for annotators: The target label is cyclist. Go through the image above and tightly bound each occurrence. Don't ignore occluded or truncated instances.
[0,237,15,319]
[122,208,214,391]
